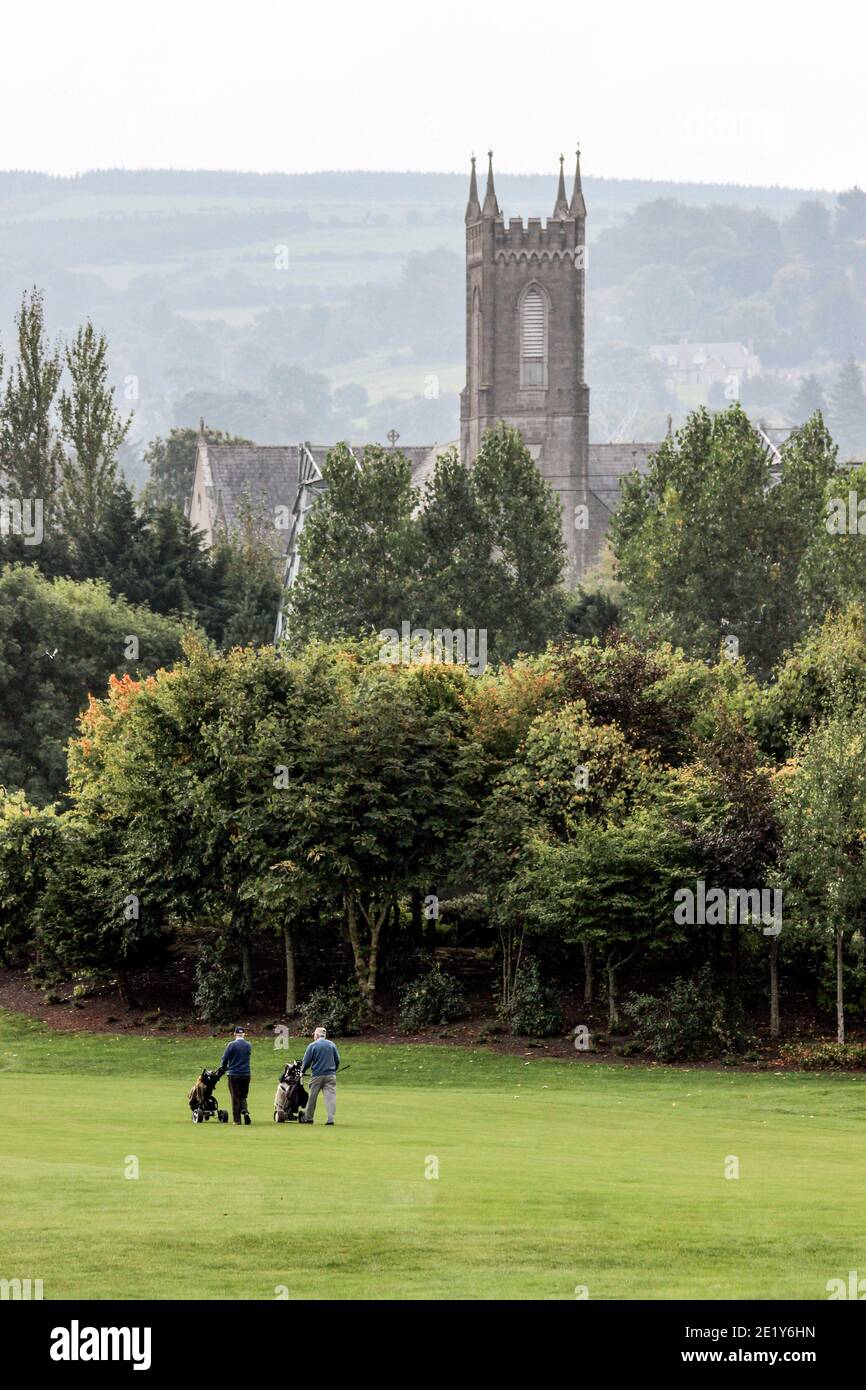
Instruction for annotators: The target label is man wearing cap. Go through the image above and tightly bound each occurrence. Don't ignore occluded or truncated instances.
[299,1026,340,1125]
[217,1025,252,1125]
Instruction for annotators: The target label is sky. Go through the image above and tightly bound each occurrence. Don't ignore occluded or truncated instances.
[2,0,862,190]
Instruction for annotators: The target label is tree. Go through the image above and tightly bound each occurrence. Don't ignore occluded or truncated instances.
[274,656,480,1008]
[58,321,131,537]
[468,697,655,1008]
[830,357,866,458]
[418,426,566,662]
[777,712,866,1044]
[527,807,690,1030]
[789,376,827,425]
[142,425,252,512]
[551,631,713,766]
[286,427,567,666]
[285,444,419,649]
[0,288,64,513]
[783,201,833,261]
[669,713,782,1030]
[0,790,63,965]
[0,566,192,805]
[835,187,866,242]
[611,403,848,675]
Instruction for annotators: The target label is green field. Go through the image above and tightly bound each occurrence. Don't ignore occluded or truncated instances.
[1,1009,864,1300]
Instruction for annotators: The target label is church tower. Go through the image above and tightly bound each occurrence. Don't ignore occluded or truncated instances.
[459,151,591,582]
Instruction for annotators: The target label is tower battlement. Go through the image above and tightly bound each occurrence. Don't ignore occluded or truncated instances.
[460,150,590,584]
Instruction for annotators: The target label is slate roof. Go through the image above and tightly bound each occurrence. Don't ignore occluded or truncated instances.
[204,445,301,537]
[197,442,438,547]
[588,442,657,513]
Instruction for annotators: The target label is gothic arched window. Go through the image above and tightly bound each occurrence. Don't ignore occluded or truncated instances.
[471,288,482,387]
[520,285,547,387]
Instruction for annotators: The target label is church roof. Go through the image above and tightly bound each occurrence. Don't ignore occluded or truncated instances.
[193,441,437,548]
[203,444,301,537]
[588,442,657,513]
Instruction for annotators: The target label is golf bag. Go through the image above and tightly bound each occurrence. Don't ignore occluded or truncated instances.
[274,1060,309,1122]
[188,1067,229,1124]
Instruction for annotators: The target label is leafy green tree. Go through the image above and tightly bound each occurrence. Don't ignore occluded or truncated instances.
[0,566,192,804]
[286,443,419,649]
[287,427,566,665]
[273,656,480,1007]
[529,807,690,1029]
[142,424,251,512]
[468,696,655,1007]
[835,187,866,242]
[777,711,866,1044]
[0,790,63,964]
[783,201,833,260]
[58,321,131,537]
[669,714,782,1029]
[0,288,64,506]
[551,631,713,765]
[612,404,846,674]
[417,426,566,662]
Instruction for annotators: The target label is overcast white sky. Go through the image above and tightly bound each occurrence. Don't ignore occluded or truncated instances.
[2,0,861,189]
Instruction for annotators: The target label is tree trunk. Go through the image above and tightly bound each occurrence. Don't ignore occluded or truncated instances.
[282,922,296,1015]
[499,922,526,1010]
[607,961,619,1032]
[768,934,780,1040]
[582,941,593,1005]
[116,967,139,1011]
[730,922,740,981]
[836,926,845,1045]
[344,892,389,1009]
[240,937,253,996]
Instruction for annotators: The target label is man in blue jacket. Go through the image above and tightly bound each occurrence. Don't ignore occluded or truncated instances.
[217,1025,252,1125]
[299,1026,340,1125]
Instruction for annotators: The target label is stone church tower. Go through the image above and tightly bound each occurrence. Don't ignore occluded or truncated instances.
[459,151,591,583]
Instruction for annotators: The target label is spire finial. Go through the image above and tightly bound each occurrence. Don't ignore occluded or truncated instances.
[482,149,499,218]
[465,153,481,224]
[568,144,586,219]
[553,152,569,218]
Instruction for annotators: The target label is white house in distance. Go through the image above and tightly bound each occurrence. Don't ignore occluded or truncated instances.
[650,338,762,393]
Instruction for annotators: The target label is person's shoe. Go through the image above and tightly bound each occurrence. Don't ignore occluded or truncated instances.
[233,1121,242,1126]
[326,1121,334,1126]
[243,1113,251,1125]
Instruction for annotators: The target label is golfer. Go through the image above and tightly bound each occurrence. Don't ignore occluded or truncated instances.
[300,1026,340,1125]
[217,1025,252,1125]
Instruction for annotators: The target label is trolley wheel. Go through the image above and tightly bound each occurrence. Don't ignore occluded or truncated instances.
[192,1111,202,1123]
[218,1110,228,1123]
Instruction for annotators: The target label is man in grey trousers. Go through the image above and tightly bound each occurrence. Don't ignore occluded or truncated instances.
[299,1026,340,1125]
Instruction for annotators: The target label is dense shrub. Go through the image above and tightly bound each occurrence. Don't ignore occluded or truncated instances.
[779,1041,866,1070]
[500,958,563,1038]
[398,966,467,1032]
[193,944,249,1023]
[296,982,363,1036]
[625,968,749,1060]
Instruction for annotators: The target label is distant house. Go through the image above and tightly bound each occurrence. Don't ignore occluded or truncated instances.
[650,338,762,391]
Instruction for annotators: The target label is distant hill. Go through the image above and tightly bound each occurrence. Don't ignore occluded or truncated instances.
[0,169,855,485]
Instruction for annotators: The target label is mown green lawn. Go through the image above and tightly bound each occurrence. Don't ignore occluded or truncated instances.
[1,1009,864,1300]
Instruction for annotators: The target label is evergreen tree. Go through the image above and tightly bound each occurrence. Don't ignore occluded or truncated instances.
[789,374,827,425]
[830,357,866,458]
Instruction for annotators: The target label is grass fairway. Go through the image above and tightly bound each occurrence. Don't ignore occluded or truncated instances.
[1,1010,865,1301]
